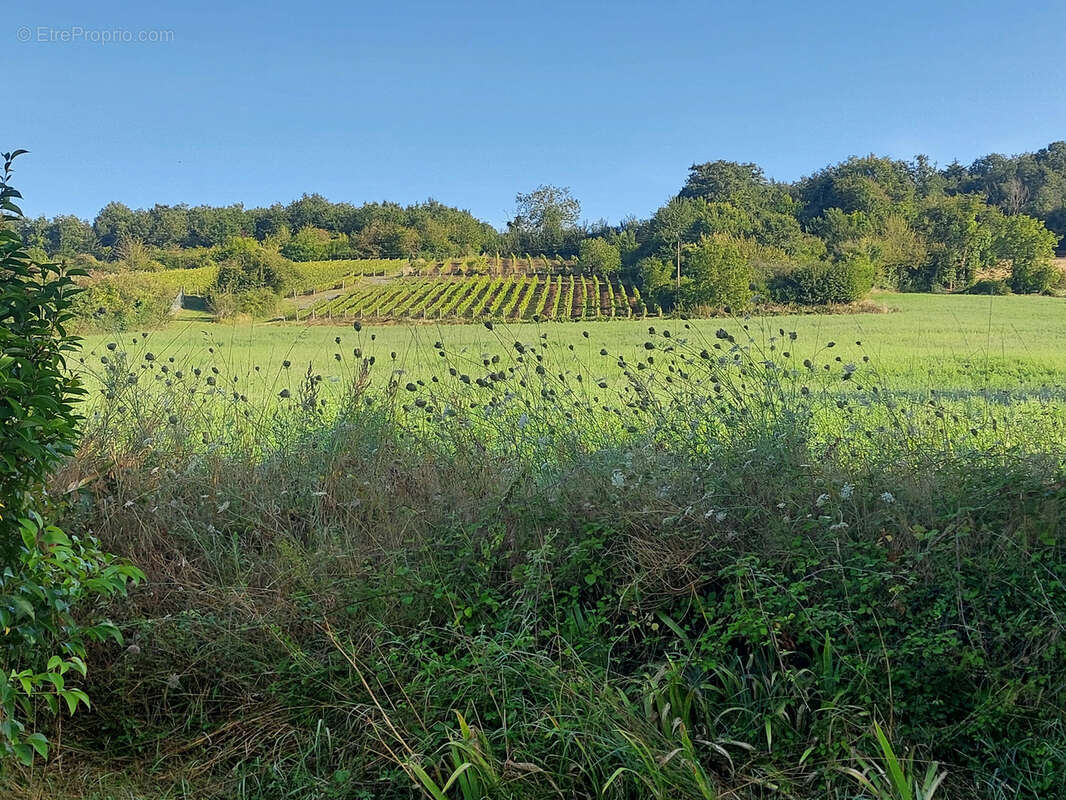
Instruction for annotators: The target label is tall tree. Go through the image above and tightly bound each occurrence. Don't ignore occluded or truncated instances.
[507,185,581,255]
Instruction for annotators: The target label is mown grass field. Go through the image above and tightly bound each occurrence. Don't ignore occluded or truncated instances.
[80,291,1066,399]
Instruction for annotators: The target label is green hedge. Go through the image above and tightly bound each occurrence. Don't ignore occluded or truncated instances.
[770,254,875,305]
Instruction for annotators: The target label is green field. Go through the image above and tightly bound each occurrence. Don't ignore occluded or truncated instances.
[80,291,1066,399]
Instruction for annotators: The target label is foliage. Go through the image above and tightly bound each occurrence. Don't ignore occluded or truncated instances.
[770,253,876,304]
[578,237,621,276]
[214,237,299,294]
[914,194,996,290]
[22,143,1066,306]
[280,225,354,262]
[70,273,175,331]
[963,277,1011,295]
[505,185,582,255]
[681,233,755,309]
[207,287,280,319]
[994,213,1061,293]
[0,152,84,550]
[0,151,143,767]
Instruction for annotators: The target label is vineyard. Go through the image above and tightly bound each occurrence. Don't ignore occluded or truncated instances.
[295,273,653,322]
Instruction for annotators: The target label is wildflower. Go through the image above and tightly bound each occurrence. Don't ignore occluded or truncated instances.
[611,470,625,488]
[881,492,896,504]
[815,493,829,507]
[715,510,727,523]
[840,483,854,500]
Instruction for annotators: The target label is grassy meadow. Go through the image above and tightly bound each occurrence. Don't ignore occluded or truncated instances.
[79,291,1066,396]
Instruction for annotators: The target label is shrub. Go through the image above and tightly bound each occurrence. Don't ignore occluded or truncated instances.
[770,253,875,304]
[0,151,142,767]
[70,274,174,330]
[215,236,299,294]
[964,277,1012,295]
[995,213,1060,294]
[578,237,621,276]
[1010,257,1059,294]
[207,287,280,319]
[682,233,755,310]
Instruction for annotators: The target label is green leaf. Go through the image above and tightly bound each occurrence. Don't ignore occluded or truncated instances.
[26,732,48,758]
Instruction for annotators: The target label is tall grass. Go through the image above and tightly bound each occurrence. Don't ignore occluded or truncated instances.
[11,319,1065,799]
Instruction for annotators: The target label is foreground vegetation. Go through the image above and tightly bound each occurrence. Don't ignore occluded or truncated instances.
[4,293,1061,799]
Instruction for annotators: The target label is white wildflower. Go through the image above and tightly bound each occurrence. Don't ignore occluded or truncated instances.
[881,491,896,504]
[840,483,854,500]
[611,470,625,488]
[715,510,727,523]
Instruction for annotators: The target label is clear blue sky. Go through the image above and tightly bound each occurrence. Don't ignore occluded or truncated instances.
[9,0,1066,228]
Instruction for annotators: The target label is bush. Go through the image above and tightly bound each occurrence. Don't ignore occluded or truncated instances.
[578,237,621,276]
[207,287,280,319]
[215,236,299,294]
[0,150,142,767]
[682,233,755,310]
[995,213,1060,294]
[770,253,875,304]
[1010,258,1059,294]
[70,274,174,330]
[963,277,1012,295]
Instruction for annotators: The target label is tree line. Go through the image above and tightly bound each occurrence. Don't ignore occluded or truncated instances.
[19,141,1066,311]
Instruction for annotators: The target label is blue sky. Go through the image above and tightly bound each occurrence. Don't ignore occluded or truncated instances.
[9,0,1066,228]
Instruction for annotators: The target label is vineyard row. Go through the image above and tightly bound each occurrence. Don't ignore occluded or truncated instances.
[294,275,655,322]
